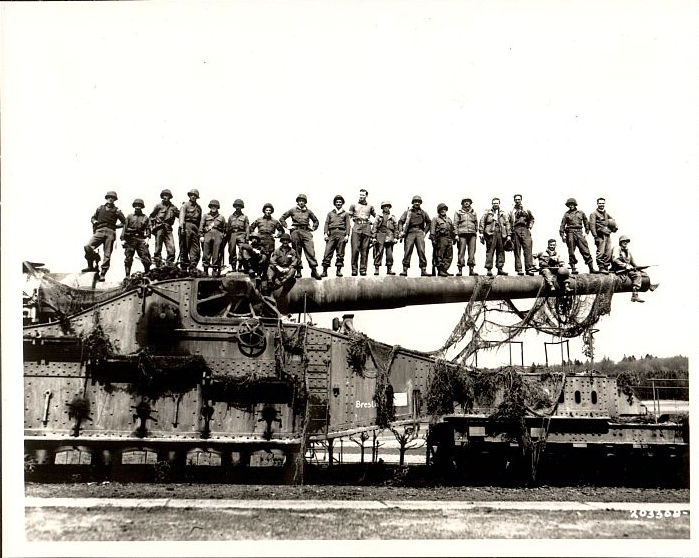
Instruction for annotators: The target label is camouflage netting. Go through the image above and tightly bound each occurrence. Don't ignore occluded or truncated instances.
[430,275,616,364]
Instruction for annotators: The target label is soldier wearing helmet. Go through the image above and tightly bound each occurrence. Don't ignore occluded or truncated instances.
[371,201,398,275]
[201,200,226,276]
[589,197,617,274]
[149,188,178,268]
[612,235,648,302]
[478,197,512,276]
[225,199,250,273]
[397,195,431,276]
[267,232,300,292]
[280,194,322,280]
[559,197,597,274]
[121,198,152,277]
[250,202,285,256]
[430,203,456,276]
[321,194,351,277]
[83,190,127,281]
[454,197,479,276]
[535,239,572,294]
[178,189,204,272]
[348,188,377,276]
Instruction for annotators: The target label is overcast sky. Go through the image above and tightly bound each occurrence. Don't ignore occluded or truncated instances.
[3,0,698,367]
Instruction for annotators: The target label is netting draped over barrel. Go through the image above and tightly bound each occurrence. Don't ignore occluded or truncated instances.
[430,275,616,364]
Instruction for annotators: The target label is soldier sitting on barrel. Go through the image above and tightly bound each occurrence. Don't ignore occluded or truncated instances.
[535,238,572,294]
[240,232,269,281]
[121,198,152,277]
[267,232,299,293]
[612,235,652,303]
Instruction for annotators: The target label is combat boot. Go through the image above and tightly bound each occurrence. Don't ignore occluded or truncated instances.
[588,263,598,274]
[311,267,322,280]
[526,267,536,276]
[212,267,220,277]
[386,266,395,275]
[486,269,494,277]
[599,265,609,274]
[631,290,645,303]
[321,266,328,278]
[420,268,430,277]
[468,266,478,276]
[399,267,409,276]
[124,264,132,278]
[437,269,450,277]
[455,266,463,276]
[336,267,343,277]
[82,260,95,273]
[295,269,302,278]
[497,268,508,276]
[97,271,106,282]
[360,270,367,276]
[374,266,380,276]
[570,266,578,275]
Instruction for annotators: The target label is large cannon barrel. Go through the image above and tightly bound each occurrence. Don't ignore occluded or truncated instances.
[278,274,652,314]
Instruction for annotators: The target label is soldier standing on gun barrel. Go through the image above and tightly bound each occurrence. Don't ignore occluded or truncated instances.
[535,238,571,294]
[201,200,227,276]
[398,195,431,276]
[122,198,152,277]
[612,235,650,302]
[84,190,126,282]
[371,201,398,276]
[226,199,250,273]
[322,194,350,277]
[589,197,617,274]
[348,188,376,276]
[178,189,204,272]
[149,189,178,268]
[559,197,597,274]
[454,197,478,276]
[280,194,322,280]
[250,203,285,257]
[430,203,456,276]
[509,194,536,276]
[479,197,512,276]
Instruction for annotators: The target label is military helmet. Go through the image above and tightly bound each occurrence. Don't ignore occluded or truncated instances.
[280,232,292,242]
[619,235,631,243]
[411,195,423,204]
[263,202,274,213]
[105,190,118,200]
[233,198,245,208]
[565,197,577,206]
[187,188,200,198]
[249,231,260,239]
[160,189,173,199]
[333,194,345,204]
[209,199,220,208]
[608,218,618,232]
[132,198,145,208]
[380,201,392,209]
[557,266,571,279]
[296,193,308,203]
[437,203,448,212]
[461,197,472,204]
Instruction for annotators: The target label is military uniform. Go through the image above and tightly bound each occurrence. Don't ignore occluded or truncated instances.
[536,246,569,291]
[226,212,250,270]
[348,200,376,275]
[479,208,511,274]
[589,208,615,272]
[179,199,204,271]
[453,206,478,274]
[372,209,398,274]
[611,239,647,299]
[280,203,321,275]
[322,207,351,273]
[250,214,284,254]
[149,198,178,267]
[430,210,456,276]
[559,204,594,273]
[84,195,126,278]
[202,210,227,274]
[122,211,152,276]
[240,239,269,279]
[398,205,431,274]
[268,242,300,289]
[509,205,535,275]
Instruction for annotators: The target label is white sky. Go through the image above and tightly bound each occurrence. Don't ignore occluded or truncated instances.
[1,1,698,554]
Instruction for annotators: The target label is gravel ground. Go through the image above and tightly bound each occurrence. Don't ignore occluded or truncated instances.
[25,482,690,503]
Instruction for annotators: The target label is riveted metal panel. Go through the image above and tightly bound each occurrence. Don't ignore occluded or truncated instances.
[24,377,84,430]
[206,357,277,378]
[24,361,85,378]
